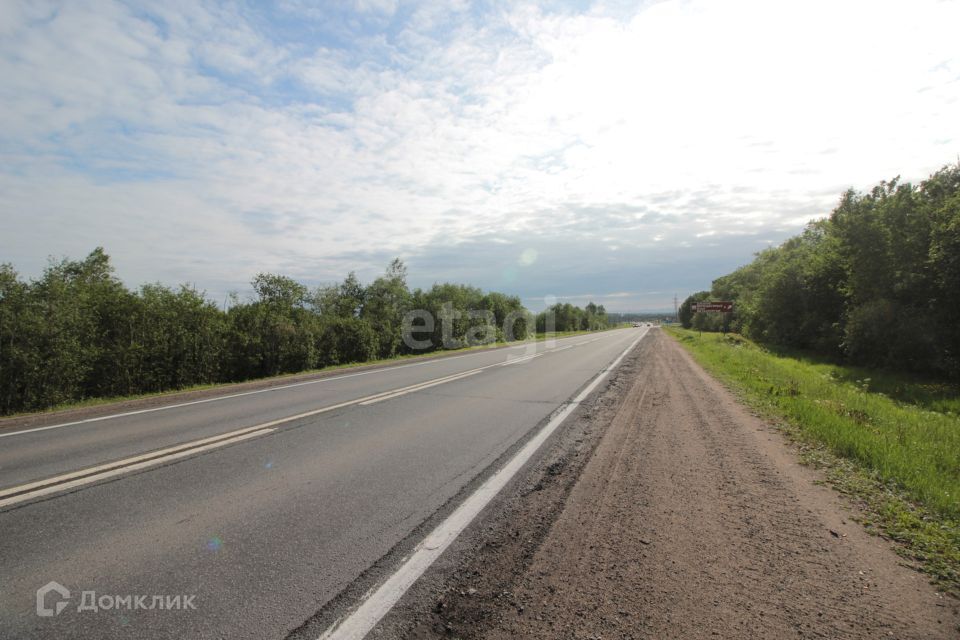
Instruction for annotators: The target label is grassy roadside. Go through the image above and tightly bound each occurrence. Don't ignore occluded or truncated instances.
[0,327,619,422]
[665,327,960,596]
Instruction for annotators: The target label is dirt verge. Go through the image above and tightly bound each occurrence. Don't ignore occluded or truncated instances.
[386,329,958,639]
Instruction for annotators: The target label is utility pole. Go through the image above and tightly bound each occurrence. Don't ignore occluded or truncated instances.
[673,293,678,323]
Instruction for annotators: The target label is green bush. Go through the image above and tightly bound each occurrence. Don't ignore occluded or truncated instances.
[0,251,541,415]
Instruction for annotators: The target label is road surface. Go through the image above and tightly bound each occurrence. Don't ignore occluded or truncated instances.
[0,327,649,639]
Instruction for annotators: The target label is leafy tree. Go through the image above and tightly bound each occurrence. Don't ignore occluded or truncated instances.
[694,163,960,379]
[361,259,412,358]
[252,273,308,308]
[678,292,705,329]
[535,301,610,333]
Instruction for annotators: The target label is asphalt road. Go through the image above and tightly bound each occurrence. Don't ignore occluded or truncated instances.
[0,327,649,640]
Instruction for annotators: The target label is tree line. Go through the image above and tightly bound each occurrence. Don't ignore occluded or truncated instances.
[680,163,960,379]
[535,301,609,333]
[0,250,609,415]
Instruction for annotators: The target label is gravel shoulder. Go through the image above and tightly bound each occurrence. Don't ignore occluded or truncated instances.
[385,329,959,639]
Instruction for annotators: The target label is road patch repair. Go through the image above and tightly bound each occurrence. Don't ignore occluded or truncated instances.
[370,330,958,639]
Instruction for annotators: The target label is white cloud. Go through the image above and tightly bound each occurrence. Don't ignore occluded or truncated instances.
[353,0,399,16]
[0,0,958,310]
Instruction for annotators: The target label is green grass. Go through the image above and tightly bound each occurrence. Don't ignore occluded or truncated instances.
[0,327,622,421]
[666,327,960,594]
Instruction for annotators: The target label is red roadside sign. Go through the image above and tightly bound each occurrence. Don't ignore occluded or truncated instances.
[693,301,734,313]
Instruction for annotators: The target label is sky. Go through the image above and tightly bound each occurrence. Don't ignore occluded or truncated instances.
[1,0,958,312]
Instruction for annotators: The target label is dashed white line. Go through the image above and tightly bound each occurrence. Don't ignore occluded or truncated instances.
[358,370,483,405]
[0,335,627,507]
[0,332,625,440]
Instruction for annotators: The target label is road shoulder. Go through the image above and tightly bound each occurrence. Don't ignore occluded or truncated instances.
[381,330,959,639]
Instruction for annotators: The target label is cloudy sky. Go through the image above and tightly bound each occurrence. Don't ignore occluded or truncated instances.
[1,0,958,311]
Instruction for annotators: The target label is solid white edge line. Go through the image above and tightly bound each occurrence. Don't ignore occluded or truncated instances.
[318,327,649,640]
[0,331,630,440]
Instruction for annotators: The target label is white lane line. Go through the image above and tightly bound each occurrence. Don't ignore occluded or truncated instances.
[358,370,483,406]
[0,332,628,440]
[0,428,276,510]
[318,328,649,640]
[499,353,543,366]
[0,423,282,499]
[0,370,494,504]
[363,351,545,404]
[0,341,596,505]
